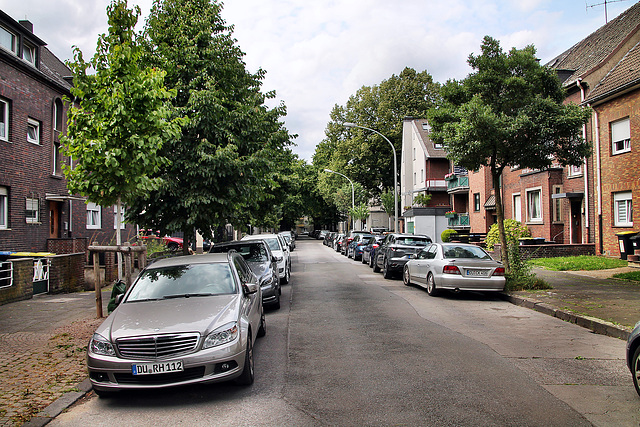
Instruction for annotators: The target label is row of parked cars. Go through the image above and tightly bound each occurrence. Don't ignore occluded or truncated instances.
[326,230,506,296]
[87,231,296,397]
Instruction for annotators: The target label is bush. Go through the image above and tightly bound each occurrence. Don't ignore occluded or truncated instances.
[504,243,550,291]
[485,219,531,251]
[441,229,458,242]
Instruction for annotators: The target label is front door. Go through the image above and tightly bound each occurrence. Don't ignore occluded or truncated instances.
[49,202,60,239]
[570,200,582,244]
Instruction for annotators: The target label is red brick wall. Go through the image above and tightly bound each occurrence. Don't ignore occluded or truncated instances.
[593,89,640,256]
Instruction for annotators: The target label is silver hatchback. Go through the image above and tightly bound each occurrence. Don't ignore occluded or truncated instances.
[87,252,265,396]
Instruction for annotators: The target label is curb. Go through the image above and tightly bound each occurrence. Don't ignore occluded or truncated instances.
[499,292,631,340]
[22,379,92,426]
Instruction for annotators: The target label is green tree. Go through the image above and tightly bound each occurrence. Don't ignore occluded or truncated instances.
[412,193,432,207]
[128,0,292,251]
[62,0,182,251]
[349,203,370,230]
[428,36,591,271]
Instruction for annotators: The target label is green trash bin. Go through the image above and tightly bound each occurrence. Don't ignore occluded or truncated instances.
[616,231,638,260]
[107,280,127,314]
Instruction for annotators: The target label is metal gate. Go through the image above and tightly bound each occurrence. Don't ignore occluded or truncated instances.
[33,258,50,294]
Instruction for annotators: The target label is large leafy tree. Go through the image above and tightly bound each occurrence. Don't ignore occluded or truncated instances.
[62,0,181,249]
[316,67,440,211]
[128,0,292,251]
[428,36,591,271]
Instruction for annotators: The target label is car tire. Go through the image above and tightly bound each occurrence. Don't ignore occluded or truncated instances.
[258,307,266,337]
[382,258,393,279]
[372,256,381,273]
[632,346,640,397]
[361,254,367,264]
[426,273,439,296]
[93,388,114,398]
[347,250,352,258]
[235,336,254,385]
[281,267,290,285]
[369,254,375,268]
[403,266,412,286]
[167,242,179,252]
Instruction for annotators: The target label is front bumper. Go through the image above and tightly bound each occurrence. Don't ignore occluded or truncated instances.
[87,338,247,392]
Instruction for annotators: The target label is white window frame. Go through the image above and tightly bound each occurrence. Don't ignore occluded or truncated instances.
[568,164,582,177]
[0,98,8,142]
[474,193,481,212]
[52,142,60,176]
[553,185,563,223]
[53,98,63,131]
[0,25,16,55]
[26,198,39,224]
[513,193,521,222]
[0,187,7,229]
[612,118,631,155]
[22,43,36,65]
[526,188,542,223]
[114,205,125,230]
[614,191,633,227]
[86,203,101,229]
[27,118,40,145]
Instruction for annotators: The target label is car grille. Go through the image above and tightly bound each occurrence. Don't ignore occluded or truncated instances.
[114,367,206,385]
[116,333,200,359]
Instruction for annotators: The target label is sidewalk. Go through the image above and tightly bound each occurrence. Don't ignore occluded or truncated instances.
[1,267,639,425]
[0,288,111,426]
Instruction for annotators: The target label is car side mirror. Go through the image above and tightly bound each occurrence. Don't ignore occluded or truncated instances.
[243,282,259,295]
[115,293,124,306]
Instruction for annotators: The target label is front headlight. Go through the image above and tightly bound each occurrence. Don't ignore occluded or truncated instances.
[89,333,116,356]
[203,322,238,349]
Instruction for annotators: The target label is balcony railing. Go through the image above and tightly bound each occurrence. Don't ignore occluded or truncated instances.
[446,175,469,193]
[447,213,470,228]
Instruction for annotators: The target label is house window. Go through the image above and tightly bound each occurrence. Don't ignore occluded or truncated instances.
[568,164,582,177]
[26,198,39,224]
[420,169,424,184]
[23,43,36,65]
[114,205,125,229]
[86,203,101,229]
[611,118,630,155]
[526,188,542,222]
[413,172,416,186]
[553,186,563,222]
[413,147,416,161]
[53,142,61,175]
[27,118,40,144]
[0,98,8,141]
[0,26,16,55]
[54,98,63,131]
[614,191,633,227]
[474,193,480,212]
[513,194,522,222]
[0,187,7,229]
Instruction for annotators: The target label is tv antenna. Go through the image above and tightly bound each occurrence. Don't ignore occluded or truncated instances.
[586,0,631,23]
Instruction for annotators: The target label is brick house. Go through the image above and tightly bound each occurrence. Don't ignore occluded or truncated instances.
[0,10,137,255]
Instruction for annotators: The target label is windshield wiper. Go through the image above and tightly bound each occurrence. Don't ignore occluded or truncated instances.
[162,293,213,299]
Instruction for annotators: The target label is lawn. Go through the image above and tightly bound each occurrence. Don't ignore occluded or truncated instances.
[529,255,628,271]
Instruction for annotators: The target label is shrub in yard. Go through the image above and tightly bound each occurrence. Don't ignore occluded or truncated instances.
[485,219,531,251]
[504,243,550,291]
[441,229,458,242]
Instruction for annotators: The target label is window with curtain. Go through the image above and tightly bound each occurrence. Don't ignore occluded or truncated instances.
[614,191,633,226]
[526,189,541,222]
[86,203,101,229]
[612,118,630,154]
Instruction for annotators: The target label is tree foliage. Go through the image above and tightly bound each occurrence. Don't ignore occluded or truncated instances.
[428,36,591,270]
[127,0,293,249]
[62,0,181,210]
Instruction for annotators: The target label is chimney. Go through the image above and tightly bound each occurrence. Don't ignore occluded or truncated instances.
[19,20,33,33]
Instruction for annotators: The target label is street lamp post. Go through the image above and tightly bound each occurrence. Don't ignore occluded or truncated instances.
[343,123,398,232]
[324,168,355,231]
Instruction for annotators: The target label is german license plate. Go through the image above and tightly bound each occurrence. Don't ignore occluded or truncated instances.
[466,269,488,277]
[132,360,183,375]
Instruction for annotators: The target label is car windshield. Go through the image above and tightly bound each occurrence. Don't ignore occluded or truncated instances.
[263,238,281,251]
[442,245,492,260]
[396,237,430,246]
[127,263,237,302]
[213,243,269,262]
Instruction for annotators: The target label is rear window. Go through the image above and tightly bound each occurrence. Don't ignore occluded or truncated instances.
[396,237,430,246]
[442,245,492,260]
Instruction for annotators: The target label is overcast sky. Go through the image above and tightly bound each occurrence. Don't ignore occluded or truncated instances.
[1,0,635,161]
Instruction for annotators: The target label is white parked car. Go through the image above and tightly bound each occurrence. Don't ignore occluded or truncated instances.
[242,233,290,284]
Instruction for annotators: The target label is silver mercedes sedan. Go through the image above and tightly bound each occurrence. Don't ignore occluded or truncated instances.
[403,243,505,295]
[87,252,265,397]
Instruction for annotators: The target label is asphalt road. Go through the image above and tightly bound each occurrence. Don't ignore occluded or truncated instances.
[52,238,637,426]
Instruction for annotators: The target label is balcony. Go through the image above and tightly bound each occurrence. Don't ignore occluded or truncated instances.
[447,213,470,229]
[446,175,469,194]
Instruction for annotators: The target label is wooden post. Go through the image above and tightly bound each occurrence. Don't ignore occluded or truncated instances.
[124,242,132,289]
[92,242,103,318]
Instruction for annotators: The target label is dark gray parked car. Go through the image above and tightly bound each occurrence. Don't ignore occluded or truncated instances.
[373,233,432,279]
[87,252,265,396]
[210,240,281,309]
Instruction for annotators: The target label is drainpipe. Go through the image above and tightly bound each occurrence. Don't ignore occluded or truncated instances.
[592,106,604,254]
[577,78,589,243]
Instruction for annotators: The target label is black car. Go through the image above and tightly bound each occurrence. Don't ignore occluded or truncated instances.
[373,233,432,279]
[210,240,281,309]
[362,235,385,266]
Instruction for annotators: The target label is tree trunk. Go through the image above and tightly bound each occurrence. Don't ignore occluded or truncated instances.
[492,170,510,272]
[116,197,123,279]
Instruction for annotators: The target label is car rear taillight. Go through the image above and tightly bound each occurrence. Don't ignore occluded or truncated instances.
[373,244,379,249]
[443,265,461,275]
[493,267,505,276]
